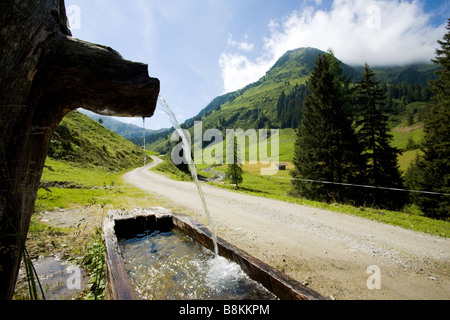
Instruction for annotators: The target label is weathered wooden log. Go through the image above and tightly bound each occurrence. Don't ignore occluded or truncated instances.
[0,0,159,299]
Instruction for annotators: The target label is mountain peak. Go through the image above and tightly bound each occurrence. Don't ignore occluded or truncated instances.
[268,47,325,78]
[266,47,358,82]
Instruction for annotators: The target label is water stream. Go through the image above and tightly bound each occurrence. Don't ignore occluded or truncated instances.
[158,96,218,256]
[143,118,147,166]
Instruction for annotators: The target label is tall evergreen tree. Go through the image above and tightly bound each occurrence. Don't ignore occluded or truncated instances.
[291,54,364,203]
[430,19,450,110]
[226,136,244,188]
[406,20,450,219]
[355,63,405,209]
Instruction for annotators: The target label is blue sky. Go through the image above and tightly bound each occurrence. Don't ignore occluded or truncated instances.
[66,0,449,130]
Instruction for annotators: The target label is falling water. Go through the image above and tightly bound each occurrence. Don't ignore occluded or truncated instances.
[158,95,219,256]
[143,118,147,166]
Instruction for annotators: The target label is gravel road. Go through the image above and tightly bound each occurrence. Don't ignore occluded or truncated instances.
[124,156,450,300]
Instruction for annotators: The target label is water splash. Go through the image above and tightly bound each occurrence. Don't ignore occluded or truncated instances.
[158,95,218,256]
[120,230,277,300]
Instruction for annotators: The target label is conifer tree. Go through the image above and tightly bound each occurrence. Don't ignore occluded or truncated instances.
[406,20,450,218]
[292,54,364,203]
[355,63,405,209]
[226,136,244,188]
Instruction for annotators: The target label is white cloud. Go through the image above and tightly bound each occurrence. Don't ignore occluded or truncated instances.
[227,34,254,52]
[219,0,446,93]
[218,54,273,93]
[219,34,265,92]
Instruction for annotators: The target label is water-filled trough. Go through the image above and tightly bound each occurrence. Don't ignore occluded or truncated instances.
[103,208,326,300]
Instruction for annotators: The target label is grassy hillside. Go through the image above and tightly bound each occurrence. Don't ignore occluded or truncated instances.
[36,110,160,212]
[389,101,430,173]
[187,48,351,131]
[48,111,146,171]
[166,117,423,179]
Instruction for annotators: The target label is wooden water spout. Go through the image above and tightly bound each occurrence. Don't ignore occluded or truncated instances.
[0,0,159,299]
[104,209,327,300]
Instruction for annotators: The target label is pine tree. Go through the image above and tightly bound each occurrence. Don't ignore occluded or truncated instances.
[292,54,364,203]
[355,63,405,209]
[406,20,450,219]
[226,136,244,188]
[276,90,286,118]
[431,19,450,109]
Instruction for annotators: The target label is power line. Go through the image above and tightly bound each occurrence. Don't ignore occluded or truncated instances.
[271,176,450,196]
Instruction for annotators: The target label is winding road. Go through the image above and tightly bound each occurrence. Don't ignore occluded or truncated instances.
[124,156,450,300]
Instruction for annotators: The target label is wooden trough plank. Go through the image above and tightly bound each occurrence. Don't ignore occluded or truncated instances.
[103,213,136,300]
[104,235,136,300]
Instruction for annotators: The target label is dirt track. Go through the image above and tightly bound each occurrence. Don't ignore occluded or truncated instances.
[122,157,450,300]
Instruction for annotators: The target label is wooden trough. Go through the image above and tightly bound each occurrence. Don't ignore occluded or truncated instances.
[103,208,327,300]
